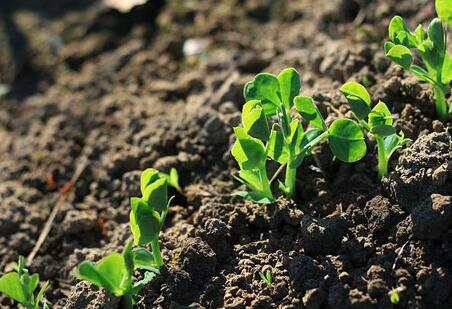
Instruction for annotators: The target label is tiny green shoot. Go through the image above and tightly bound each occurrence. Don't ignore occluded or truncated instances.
[78,239,158,309]
[258,270,273,288]
[384,1,452,118]
[130,168,173,268]
[0,256,49,309]
[232,68,367,202]
[390,289,400,305]
[340,81,411,178]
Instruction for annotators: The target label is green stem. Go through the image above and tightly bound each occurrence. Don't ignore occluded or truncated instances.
[433,85,448,119]
[151,238,164,268]
[375,136,388,179]
[258,164,273,200]
[122,294,134,309]
[284,163,297,197]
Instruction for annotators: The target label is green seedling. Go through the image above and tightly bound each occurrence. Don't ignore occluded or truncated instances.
[390,289,400,305]
[79,240,158,309]
[232,68,367,202]
[384,1,452,118]
[130,168,173,268]
[258,270,273,288]
[0,256,49,309]
[340,82,411,178]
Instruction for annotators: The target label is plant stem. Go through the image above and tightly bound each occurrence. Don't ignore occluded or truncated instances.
[284,163,297,197]
[258,164,273,200]
[375,136,388,179]
[433,85,448,119]
[122,294,134,309]
[151,238,164,268]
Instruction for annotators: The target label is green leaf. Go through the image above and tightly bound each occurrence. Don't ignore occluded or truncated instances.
[232,191,273,204]
[277,68,301,109]
[21,273,39,301]
[436,0,452,25]
[96,253,127,296]
[244,73,281,116]
[428,18,446,54]
[231,127,266,170]
[383,133,411,160]
[130,271,157,295]
[368,101,393,129]
[442,53,452,84]
[140,169,160,196]
[388,16,417,47]
[370,125,396,137]
[34,281,49,309]
[339,82,371,119]
[390,290,400,305]
[242,100,270,141]
[130,208,161,246]
[415,25,425,45]
[159,168,181,191]
[288,119,305,153]
[133,248,158,271]
[386,45,413,70]
[142,178,168,212]
[328,119,367,163]
[122,240,134,288]
[294,96,327,130]
[0,272,26,303]
[267,129,289,163]
[235,170,262,192]
[384,41,395,54]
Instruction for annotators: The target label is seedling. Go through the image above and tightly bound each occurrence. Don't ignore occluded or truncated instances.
[0,256,49,309]
[340,82,410,178]
[232,68,367,202]
[79,240,158,309]
[130,168,173,267]
[258,270,273,288]
[384,1,452,118]
[390,289,400,305]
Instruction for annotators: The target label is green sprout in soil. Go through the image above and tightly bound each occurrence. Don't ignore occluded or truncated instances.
[159,167,182,193]
[78,168,174,308]
[340,82,411,179]
[232,68,367,203]
[130,168,173,268]
[258,270,273,289]
[390,289,400,305]
[0,256,49,309]
[384,0,452,119]
[79,240,158,309]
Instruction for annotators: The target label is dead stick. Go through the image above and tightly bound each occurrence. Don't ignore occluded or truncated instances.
[26,157,88,266]
[270,163,286,185]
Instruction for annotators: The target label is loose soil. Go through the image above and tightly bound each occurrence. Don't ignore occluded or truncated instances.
[0,0,451,308]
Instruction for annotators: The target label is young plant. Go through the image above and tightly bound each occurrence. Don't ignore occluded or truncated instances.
[258,270,273,289]
[130,168,173,268]
[390,289,400,305]
[231,68,367,202]
[0,256,49,309]
[340,82,411,178]
[384,3,452,118]
[79,240,158,309]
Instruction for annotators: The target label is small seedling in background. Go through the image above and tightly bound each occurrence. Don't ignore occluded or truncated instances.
[232,68,367,202]
[130,168,173,267]
[0,256,49,309]
[79,240,158,309]
[258,270,273,288]
[390,289,400,305]
[340,82,411,178]
[384,0,451,118]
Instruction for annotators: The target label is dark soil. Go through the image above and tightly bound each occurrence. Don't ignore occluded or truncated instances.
[0,0,451,308]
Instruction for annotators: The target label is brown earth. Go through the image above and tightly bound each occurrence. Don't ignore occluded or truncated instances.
[0,0,451,308]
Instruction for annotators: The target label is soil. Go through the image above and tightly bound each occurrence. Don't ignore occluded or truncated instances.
[0,0,451,308]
